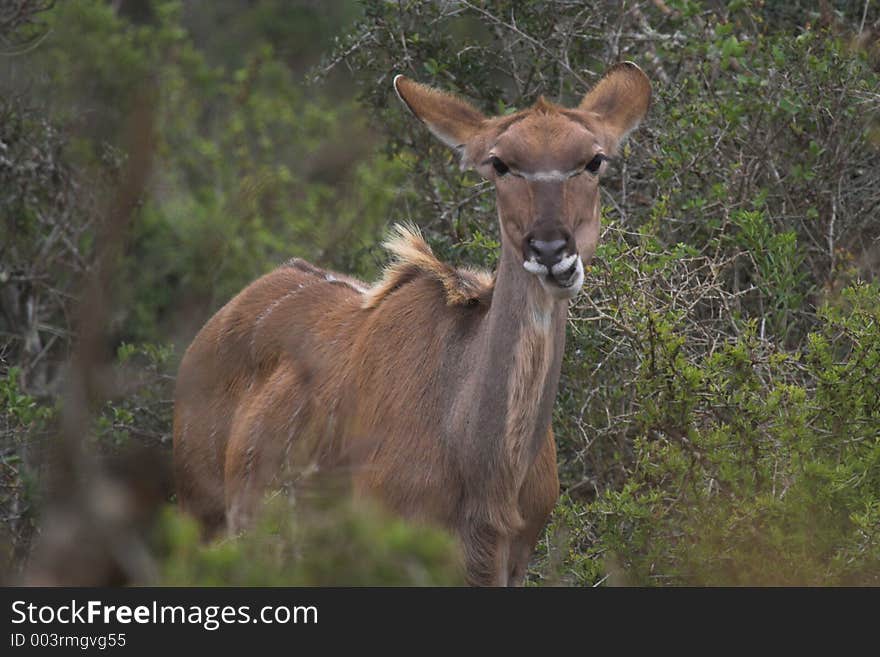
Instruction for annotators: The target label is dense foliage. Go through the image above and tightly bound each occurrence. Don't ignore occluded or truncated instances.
[1,0,878,585]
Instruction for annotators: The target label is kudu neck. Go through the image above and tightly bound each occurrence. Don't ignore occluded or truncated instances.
[476,231,569,430]
[489,237,569,333]
[454,232,569,511]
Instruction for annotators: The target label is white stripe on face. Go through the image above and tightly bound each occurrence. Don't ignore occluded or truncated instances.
[515,168,582,182]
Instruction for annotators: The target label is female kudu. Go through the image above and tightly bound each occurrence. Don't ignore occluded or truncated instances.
[173,63,651,586]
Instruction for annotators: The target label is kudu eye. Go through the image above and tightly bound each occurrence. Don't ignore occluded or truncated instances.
[585,154,606,175]
[491,156,509,176]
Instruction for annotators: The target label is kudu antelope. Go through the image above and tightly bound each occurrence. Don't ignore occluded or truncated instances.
[173,63,651,586]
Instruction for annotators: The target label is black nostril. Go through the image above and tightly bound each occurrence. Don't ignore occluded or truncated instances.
[528,239,567,268]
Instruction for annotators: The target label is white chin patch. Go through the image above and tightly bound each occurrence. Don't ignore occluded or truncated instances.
[549,257,585,299]
[551,253,578,278]
[522,256,584,300]
[523,258,549,276]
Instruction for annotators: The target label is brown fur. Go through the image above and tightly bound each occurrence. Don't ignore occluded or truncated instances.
[174,65,650,585]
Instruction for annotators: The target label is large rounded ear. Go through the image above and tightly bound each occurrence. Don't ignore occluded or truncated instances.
[393,75,485,155]
[579,62,651,148]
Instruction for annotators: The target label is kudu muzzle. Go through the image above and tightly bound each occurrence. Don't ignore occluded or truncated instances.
[521,226,584,299]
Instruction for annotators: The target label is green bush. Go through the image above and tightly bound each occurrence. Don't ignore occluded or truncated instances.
[538,282,880,585]
[0,368,53,570]
[158,497,464,586]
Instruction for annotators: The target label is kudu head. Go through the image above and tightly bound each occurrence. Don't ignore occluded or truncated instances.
[394,63,651,300]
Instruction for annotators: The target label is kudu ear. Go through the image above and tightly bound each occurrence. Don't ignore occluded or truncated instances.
[394,75,486,158]
[579,62,651,150]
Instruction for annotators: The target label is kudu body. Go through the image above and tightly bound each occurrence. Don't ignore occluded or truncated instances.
[173,64,650,585]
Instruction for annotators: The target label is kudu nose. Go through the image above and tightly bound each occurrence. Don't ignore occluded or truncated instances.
[527,238,568,269]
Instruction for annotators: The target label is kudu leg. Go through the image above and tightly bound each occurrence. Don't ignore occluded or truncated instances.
[507,428,560,586]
